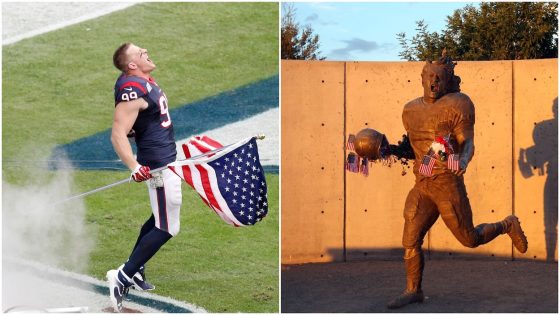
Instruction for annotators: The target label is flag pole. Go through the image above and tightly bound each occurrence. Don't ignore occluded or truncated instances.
[53,135,266,205]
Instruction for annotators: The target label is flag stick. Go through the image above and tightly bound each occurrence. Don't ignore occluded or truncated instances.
[53,135,265,205]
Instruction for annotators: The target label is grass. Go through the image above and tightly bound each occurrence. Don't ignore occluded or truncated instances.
[80,170,279,313]
[3,2,279,312]
[3,2,278,160]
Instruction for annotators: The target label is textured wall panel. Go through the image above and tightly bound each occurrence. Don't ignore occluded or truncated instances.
[281,61,346,263]
[513,59,558,262]
[344,62,422,261]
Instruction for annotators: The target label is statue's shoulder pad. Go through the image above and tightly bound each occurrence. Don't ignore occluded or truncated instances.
[403,97,423,110]
[443,92,472,103]
[444,93,474,111]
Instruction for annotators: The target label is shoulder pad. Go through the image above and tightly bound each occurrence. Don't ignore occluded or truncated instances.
[444,93,474,115]
[403,97,423,113]
[115,76,149,103]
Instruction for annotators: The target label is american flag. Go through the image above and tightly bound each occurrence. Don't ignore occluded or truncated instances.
[346,134,356,151]
[182,135,223,159]
[447,153,460,171]
[418,155,436,176]
[169,136,268,227]
[346,152,359,173]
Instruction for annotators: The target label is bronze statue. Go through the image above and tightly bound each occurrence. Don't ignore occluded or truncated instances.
[384,51,529,309]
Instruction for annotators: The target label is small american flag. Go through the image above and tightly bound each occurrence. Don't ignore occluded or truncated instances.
[346,152,359,173]
[447,153,460,171]
[169,136,268,227]
[347,134,356,151]
[419,155,436,176]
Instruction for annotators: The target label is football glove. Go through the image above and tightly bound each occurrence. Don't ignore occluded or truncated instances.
[131,165,152,182]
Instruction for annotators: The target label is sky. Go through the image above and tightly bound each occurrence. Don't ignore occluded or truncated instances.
[287,2,477,61]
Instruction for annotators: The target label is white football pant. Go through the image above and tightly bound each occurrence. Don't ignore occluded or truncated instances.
[146,168,182,236]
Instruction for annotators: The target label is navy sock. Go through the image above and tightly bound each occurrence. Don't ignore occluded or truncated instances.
[131,215,155,255]
[123,227,172,278]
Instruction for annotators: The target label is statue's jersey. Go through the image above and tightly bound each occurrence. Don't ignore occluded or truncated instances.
[114,74,177,169]
[402,92,475,176]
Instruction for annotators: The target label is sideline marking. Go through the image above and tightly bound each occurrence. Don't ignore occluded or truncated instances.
[3,3,137,46]
[50,75,279,171]
[4,257,207,313]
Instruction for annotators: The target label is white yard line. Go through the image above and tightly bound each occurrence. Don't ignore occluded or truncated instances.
[2,2,138,45]
[4,256,207,313]
[176,108,280,166]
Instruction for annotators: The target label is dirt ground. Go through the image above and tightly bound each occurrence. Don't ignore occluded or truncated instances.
[281,259,557,313]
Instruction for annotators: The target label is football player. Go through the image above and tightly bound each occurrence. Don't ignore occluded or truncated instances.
[387,52,528,309]
[107,43,182,312]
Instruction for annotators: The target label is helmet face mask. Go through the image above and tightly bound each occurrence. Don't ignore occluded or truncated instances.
[421,63,450,102]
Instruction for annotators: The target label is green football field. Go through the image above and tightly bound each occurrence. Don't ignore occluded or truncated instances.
[3,2,278,312]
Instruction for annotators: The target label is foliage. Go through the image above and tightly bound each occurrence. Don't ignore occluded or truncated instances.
[398,2,558,60]
[281,3,325,60]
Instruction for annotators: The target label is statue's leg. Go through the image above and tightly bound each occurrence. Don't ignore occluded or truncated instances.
[434,174,527,252]
[388,185,439,309]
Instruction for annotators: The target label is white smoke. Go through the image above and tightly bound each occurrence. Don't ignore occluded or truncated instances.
[2,160,96,272]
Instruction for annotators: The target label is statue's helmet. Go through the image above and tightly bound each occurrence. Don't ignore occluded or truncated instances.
[421,49,461,100]
[354,128,389,160]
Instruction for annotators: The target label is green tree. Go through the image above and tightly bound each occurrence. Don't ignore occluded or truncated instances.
[281,4,325,60]
[398,2,558,61]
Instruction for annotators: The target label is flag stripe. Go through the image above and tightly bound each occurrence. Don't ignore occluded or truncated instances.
[170,164,210,207]
[448,154,460,171]
[199,163,243,227]
[188,163,214,209]
[195,164,223,212]
[193,162,236,226]
[419,155,436,176]
[187,142,203,156]
[191,139,216,153]
[181,165,195,189]
[201,135,223,148]
[182,143,192,158]
[183,165,213,209]
[182,135,222,159]
[184,143,209,162]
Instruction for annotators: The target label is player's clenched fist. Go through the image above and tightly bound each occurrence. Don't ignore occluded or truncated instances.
[131,165,152,182]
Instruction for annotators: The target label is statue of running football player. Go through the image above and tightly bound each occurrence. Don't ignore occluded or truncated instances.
[385,51,529,309]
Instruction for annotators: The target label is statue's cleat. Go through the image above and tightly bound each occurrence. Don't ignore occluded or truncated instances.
[505,215,528,253]
[387,290,424,309]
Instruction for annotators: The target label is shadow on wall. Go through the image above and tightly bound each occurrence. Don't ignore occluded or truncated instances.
[518,97,558,262]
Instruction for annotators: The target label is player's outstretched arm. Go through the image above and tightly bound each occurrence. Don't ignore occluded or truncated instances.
[111,98,148,171]
[451,94,476,176]
[454,134,474,176]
